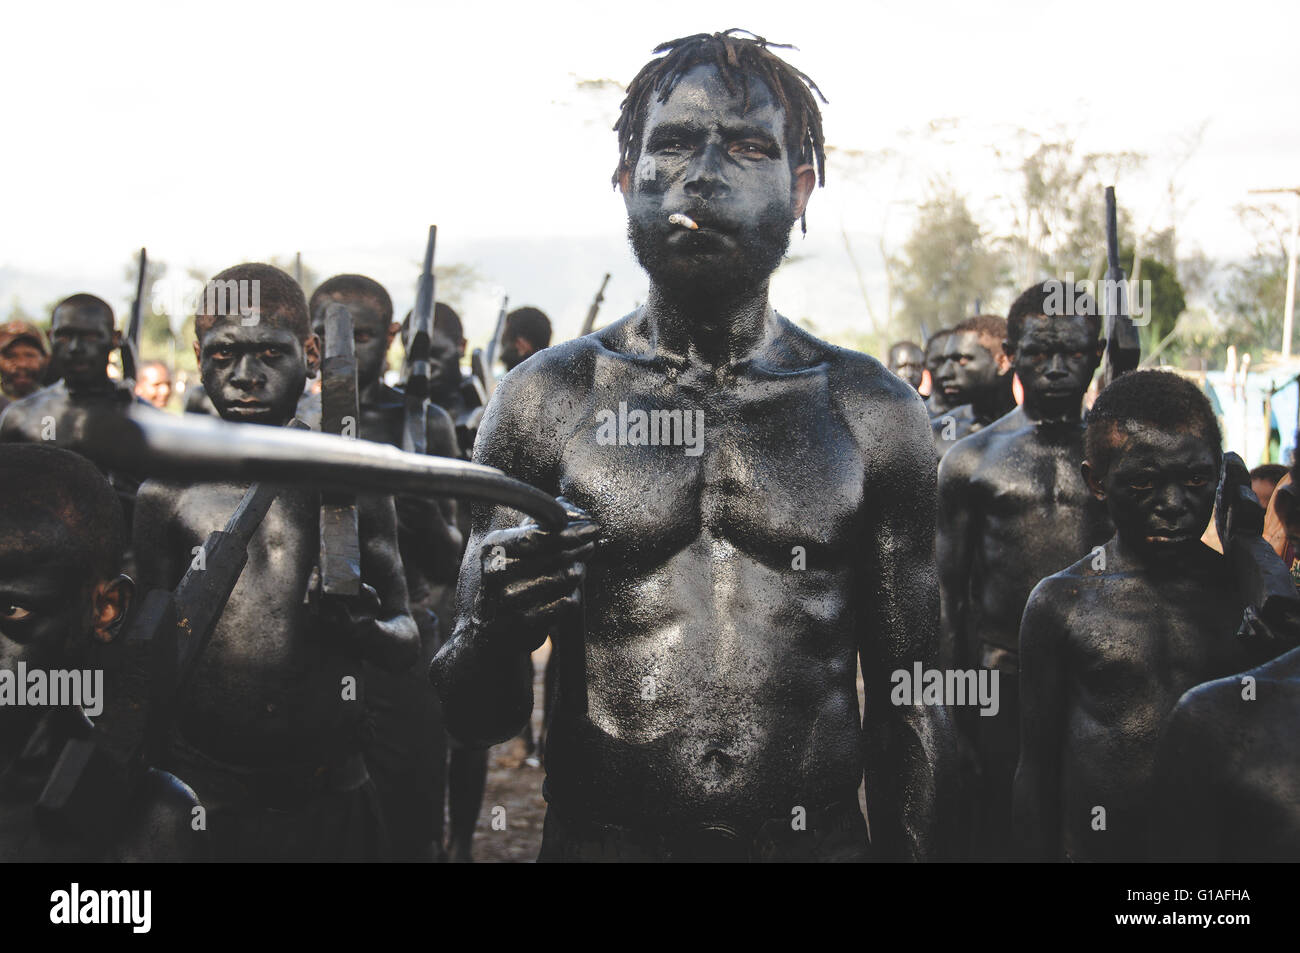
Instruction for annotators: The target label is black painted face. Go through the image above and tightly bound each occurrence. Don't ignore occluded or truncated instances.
[624,63,804,299]
[428,330,461,398]
[198,317,311,426]
[313,298,389,390]
[500,336,524,372]
[1012,315,1102,417]
[1091,426,1218,553]
[924,335,949,375]
[50,306,115,390]
[0,521,96,737]
[935,331,998,406]
[888,344,924,390]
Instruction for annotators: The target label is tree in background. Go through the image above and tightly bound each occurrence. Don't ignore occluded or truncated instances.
[2,298,38,325]
[1124,252,1186,356]
[1213,202,1292,357]
[891,183,1009,340]
[431,263,483,313]
[993,130,1143,286]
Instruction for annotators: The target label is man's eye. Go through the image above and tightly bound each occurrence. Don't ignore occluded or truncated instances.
[1186,476,1209,487]
[1,604,32,622]
[731,142,769,157]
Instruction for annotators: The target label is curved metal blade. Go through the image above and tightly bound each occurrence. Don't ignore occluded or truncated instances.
[73,403,568,531]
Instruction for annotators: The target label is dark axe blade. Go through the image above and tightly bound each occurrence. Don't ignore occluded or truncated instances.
[319,302,362,597]
[1102,187,1140,386]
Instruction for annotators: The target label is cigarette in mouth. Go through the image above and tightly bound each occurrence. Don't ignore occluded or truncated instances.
[668,213,699,230]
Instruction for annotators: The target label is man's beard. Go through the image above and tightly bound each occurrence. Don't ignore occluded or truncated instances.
[627,204,796,303]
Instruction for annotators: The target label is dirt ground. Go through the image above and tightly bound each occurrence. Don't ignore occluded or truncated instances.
[464,646,872,862]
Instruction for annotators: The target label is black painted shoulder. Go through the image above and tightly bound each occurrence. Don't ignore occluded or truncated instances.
[473,334,607,482]
[939,406,1030,482]
[0,383,58,432]
[122,769,203,861]
[1023,562,1088,624]
[1163,673,1241,762]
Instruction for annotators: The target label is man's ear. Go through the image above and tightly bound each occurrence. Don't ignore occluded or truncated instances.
[993,342,1013,375]
[1081,461,1106,501]
[304,334,322,377]
[618,166,631,197]
[1093,337,1107,368]
[792,164,816,219]
[192,340,202,364]
[91,574,134,644]
[387,322,401,349]
[111,330,123,350]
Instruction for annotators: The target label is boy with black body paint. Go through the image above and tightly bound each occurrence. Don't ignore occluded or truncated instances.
[310,274,460,861]
[0,444,200,861]
[1014,370,1262,860]
[130,263,418,860]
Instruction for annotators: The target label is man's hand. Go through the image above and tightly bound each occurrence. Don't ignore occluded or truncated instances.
[319,582,384,653]
[474,496,598,653]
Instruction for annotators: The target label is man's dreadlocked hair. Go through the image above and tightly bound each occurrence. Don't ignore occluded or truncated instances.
[613,29,828,230]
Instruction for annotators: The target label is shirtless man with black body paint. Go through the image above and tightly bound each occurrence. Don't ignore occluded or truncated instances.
[923,330,954,416]
[930,314,1014,459]
[399,300,492,862]
[886,341,924,391]
[131,263,418,860]
[310,274,461,861]
[431,30,947,862]
[0,295,146,538]
[0,444,201,861]
[1015,371,1265,860]
[937,281,1113,858]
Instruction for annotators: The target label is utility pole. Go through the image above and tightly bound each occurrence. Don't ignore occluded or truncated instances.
[1248,187,1300,357]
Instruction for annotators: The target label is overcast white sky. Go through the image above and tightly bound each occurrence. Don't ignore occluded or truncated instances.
[2,0,1297,344]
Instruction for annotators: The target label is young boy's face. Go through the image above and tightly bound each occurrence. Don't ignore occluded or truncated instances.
[1087,424,1219,551]
[0,514,127,691]
[1010,314,1102,410]
[428,329,461,397]
[51,305,118,390]
[312,296,395,390]
[194,312,317,426]
[934,331,1001,407]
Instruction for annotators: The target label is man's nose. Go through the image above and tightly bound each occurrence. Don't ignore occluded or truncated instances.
[1154,483,1189,517]
[1044,353,1069,378]
[230,354,263,389]
[937,359,957,380]
[684,142,730,200]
